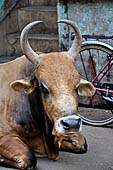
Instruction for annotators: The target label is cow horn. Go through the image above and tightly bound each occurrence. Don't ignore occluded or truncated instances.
[58,19,82,60]
[20,21,43,65]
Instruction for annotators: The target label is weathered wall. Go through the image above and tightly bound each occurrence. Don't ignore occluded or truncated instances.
[0,0,4,16]
[58,0,113,51]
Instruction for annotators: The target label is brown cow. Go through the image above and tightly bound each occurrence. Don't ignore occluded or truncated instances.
[0,20,95,170]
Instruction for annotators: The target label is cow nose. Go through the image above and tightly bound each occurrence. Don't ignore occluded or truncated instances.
[60,118,81,130]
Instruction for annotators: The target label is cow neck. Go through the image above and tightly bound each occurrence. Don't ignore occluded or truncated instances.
[28,85,45,130]
[15,84,45,133]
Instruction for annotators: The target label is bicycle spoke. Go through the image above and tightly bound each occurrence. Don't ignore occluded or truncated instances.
[79,52,89,80]
[77,42,113,126]
[88,49,97,77]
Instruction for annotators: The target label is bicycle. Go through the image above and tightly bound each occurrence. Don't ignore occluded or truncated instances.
[73,35,113,126]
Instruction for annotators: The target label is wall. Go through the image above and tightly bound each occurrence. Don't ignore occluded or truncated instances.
[0,0,4,17]
[58,0,113,51]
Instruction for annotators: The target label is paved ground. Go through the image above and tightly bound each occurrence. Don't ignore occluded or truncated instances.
[1,125,113,170]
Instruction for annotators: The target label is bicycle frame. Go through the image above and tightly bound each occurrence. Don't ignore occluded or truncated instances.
[91,56,113,95]
[78,39,113,126]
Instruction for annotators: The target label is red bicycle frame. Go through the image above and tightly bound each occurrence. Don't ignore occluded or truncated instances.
[91,57,113,94]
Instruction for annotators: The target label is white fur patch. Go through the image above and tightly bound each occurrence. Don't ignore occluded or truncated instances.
[56,94,77,116]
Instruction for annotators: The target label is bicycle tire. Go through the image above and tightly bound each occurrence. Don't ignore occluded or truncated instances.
[75,41,113,126]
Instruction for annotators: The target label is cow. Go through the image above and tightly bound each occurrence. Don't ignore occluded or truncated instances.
[0,20,95,170]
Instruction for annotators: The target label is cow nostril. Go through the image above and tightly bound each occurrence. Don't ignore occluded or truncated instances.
[60,118,81,131]
[60,120,70,130]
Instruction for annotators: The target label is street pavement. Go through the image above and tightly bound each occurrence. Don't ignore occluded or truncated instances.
[0,125,113,170]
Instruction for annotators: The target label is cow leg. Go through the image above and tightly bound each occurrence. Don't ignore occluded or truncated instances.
[59,132,87,154]
[0,135,37,170]
[0,155,37,170]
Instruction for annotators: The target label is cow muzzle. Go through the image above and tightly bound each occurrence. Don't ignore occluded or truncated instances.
[60,117,81,131]
[54,115,82,135]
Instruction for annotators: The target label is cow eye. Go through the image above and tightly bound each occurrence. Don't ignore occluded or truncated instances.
[39,81,49,98]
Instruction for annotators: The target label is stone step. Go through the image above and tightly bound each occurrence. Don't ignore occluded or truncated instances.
[18,6,58,34]
[29,0,57,6]
[7,33,58,56]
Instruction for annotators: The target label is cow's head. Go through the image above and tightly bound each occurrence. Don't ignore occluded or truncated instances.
[11,20,95,155]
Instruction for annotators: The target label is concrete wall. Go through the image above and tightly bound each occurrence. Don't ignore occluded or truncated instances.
[0,0,4,16]
[58,0,113,51]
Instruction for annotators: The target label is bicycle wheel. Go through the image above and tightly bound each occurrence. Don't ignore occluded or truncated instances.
[75,41,113,126]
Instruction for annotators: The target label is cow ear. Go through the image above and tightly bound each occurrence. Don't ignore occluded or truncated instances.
[77,78,96,96]
[10,79,34,93]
